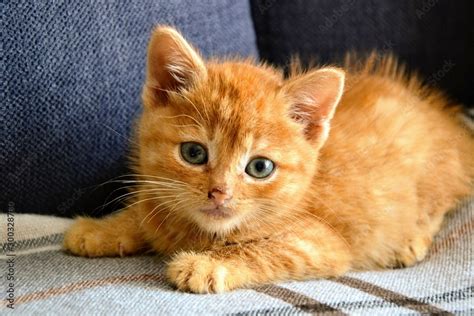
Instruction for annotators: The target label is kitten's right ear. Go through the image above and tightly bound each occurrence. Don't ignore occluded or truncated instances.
[143,26,207,106]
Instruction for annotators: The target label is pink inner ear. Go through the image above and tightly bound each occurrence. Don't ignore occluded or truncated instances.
[144,27,207,105]
[147,55,180,104]
[286,68,345,141]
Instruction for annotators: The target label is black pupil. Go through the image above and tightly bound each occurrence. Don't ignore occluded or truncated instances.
[189,146,201,158]
[255,160,266,172]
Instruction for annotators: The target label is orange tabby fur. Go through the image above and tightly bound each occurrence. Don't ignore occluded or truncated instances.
[64,26,474,293]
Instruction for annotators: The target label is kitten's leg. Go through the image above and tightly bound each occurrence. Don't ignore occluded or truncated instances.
[63,208,147,257]
[167,225,352,293]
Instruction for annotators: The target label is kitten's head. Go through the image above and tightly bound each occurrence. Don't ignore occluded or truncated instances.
[137,26,344,235]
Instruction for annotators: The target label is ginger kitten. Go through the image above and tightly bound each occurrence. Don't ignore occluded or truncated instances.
[64,26,474,293]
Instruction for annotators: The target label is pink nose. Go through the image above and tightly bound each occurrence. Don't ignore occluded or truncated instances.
[208,188,232,206]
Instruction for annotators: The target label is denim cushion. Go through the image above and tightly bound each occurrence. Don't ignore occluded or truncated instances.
[2,0,258,215]
[251,0,473,106]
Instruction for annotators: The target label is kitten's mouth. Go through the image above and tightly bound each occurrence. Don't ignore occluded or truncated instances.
[199,206,233,219]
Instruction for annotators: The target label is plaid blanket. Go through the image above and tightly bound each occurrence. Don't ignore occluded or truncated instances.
[1,198,473,315]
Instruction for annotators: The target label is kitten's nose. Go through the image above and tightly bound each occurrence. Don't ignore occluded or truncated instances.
[208,187,232,206]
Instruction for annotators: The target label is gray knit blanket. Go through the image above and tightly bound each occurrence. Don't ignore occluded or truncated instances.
[1,198,473,315]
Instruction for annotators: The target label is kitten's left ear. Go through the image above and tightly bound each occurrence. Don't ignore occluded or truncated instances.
[283,67,345,145]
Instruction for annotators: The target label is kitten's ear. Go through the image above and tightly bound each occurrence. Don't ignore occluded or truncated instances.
[143,26,207,105]
[283,67,345,144]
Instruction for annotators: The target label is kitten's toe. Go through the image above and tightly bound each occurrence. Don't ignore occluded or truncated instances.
[167,252,229,293]
[393,235,432,268]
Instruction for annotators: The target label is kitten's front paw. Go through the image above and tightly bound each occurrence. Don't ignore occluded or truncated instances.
[393,235,432,268]
[167,252,234,293]
[63,217,138,258]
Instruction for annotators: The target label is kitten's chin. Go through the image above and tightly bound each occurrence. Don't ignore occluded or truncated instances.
[191,206,243,235]
[199,206,233,219]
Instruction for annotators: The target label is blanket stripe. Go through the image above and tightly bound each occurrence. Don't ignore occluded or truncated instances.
[14,274,168,305]
[336,276,452,314]
[0,233,63,255]
[254,284,345,314]
[428,218,474,257]
[229,286,474,315]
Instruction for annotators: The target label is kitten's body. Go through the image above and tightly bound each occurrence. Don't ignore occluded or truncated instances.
[64,27,473,293]
[311,66,473,269]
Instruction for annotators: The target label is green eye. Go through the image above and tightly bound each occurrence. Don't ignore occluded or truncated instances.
[245,157,275,179]
[180,142,208,165]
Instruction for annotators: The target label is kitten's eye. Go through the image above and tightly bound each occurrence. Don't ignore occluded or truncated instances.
[245,157,275,179]
[180,142,208,165]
